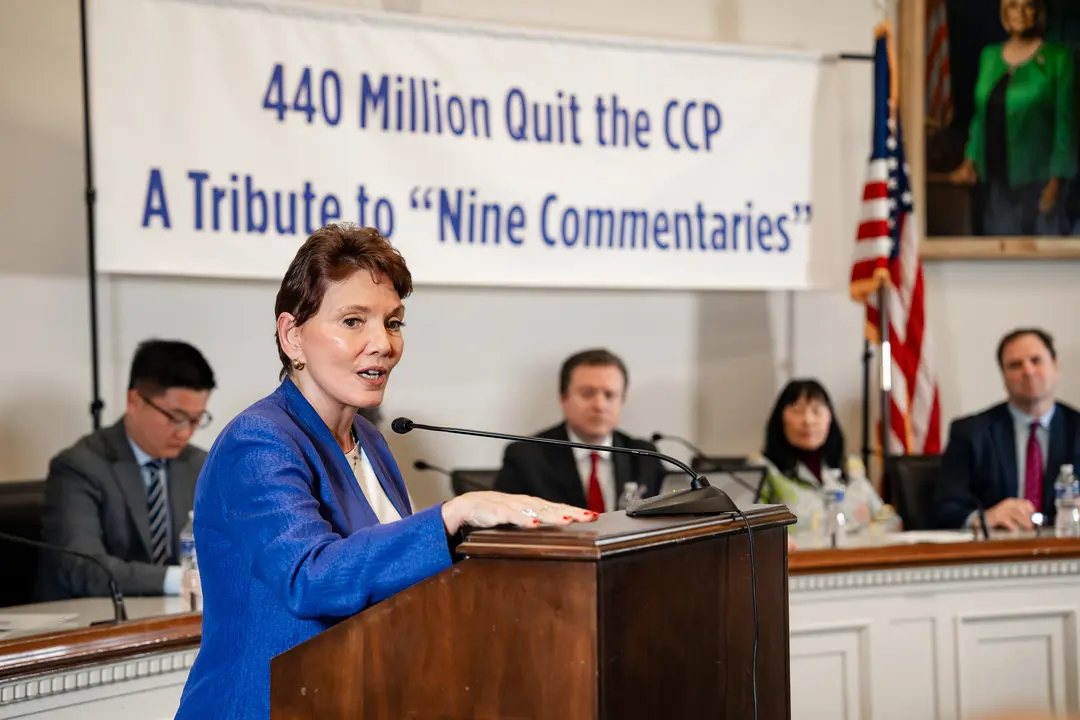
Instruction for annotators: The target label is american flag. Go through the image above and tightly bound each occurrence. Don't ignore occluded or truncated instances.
[850,29,942,456]
[925,0,953,129]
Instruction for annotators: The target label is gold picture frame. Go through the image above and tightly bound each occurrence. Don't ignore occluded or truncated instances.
[899,0,1080,259]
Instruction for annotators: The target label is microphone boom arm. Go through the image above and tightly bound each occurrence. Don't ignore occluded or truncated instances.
[0,530,128,622]
[403,420,708,490]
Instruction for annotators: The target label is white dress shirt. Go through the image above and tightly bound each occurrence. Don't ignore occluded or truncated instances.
[567,428,616,511]
[345,443,403,524]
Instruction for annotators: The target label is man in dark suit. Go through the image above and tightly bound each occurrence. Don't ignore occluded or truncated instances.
[38,339,216,600]
[934,328,1080,531]
[494,348,664,511]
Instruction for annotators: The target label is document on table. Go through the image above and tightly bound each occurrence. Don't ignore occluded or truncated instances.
[0,613,80,637]
[886,530,974,544]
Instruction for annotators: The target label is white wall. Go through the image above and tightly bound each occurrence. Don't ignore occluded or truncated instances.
[3,0,1078,510]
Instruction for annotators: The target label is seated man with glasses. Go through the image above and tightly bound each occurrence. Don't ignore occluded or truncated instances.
[38,339,216,600]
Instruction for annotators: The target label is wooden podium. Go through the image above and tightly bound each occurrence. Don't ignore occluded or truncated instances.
[270,505,795,719]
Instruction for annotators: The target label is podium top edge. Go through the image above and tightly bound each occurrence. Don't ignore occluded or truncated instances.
[457,504,795,561]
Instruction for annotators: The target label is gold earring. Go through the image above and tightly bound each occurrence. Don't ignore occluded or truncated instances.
[292,359,305,371]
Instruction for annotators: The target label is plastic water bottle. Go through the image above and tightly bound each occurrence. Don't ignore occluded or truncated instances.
[840,457,874,530]
[823,488,847,548]
[618,481,644,511]
[1053,465,1079,538]
[179,511,201,611]
[1072,474,1080,516]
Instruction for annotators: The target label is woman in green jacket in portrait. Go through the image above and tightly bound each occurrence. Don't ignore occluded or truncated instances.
[950,0,1077,236]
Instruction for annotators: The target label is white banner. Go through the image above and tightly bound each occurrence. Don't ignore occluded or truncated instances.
[89,0,825,289]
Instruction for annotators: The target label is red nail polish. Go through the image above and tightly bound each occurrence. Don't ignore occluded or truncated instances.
[564,515,572,520]
[533,519,540,525]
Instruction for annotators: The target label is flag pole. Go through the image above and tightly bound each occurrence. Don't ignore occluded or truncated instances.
[878,19,896,464]
[861,338,872,472]
[878,285,891,462]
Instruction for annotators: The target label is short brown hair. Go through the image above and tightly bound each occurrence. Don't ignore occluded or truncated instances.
[997,327,1056,369]
[559,348,628,396]
[275,224,412,379]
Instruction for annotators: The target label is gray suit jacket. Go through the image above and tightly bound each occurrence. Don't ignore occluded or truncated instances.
[37,418,206,600]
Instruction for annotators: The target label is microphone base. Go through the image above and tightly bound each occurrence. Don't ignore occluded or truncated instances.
[625,485,740,517]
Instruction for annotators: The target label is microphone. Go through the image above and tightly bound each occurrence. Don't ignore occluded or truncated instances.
[0,531,128,623]
[650,431,707,457]
[413,459,451,477]
[391,417,738,516]
[971,494,991,541]
[651,431,761,498]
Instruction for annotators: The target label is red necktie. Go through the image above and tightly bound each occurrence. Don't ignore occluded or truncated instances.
[1025,421,1043,511]
[587,451,606,513]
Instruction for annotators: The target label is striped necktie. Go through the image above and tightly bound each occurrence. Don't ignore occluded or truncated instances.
[145,460,170,565]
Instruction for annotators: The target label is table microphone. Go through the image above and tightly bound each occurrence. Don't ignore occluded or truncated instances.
[0,531,128,622]
[651,431,762,497]
[650,431,707,457]
[392,417,738,516]
[393,416,761,720]
[413,459,452,477]
[971,494,991,541]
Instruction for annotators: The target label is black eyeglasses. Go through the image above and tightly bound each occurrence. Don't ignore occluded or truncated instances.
[140,394,212,432]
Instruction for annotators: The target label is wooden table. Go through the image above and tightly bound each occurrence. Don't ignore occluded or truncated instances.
[0,598,199,720]
[4,534,1078,720]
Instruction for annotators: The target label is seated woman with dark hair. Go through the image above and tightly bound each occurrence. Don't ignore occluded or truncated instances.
[752,379,883,532]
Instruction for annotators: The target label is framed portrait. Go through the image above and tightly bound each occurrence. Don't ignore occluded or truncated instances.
[898,0,1080,258]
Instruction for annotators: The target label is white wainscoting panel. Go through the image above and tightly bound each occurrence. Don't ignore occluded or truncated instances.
[954,608,1078,719]
[790,622,872,720]
[874,616,940,720]
[790,559,1080,720]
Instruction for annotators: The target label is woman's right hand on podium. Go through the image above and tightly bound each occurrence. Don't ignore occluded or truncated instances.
[441,492,598,535]
[949,159,977,185]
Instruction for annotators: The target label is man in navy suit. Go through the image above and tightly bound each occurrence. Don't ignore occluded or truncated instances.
[934,328,1080,530]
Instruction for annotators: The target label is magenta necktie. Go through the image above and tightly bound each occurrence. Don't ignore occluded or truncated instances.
[1025,422,1043,511]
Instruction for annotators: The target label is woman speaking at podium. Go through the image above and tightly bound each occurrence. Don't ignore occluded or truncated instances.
[174,224,596,720]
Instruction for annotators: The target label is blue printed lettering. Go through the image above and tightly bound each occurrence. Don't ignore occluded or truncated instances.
[142,168,171,228]
[360,73,390,130]
[775,215,790,252]
[187,171,209,230]
[320,195,340,227]
[757,215,774,251]
[653,212,670,249]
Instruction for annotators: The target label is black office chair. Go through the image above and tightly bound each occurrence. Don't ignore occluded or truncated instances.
[882,454,942,531]
[450,469,499,496]
[0,479,46,607]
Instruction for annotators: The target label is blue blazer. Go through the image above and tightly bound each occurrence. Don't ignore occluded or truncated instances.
[933,401,1080,528]
[175,378,452,720]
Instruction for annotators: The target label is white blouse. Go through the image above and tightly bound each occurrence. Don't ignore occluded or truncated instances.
[344,442,403,524]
